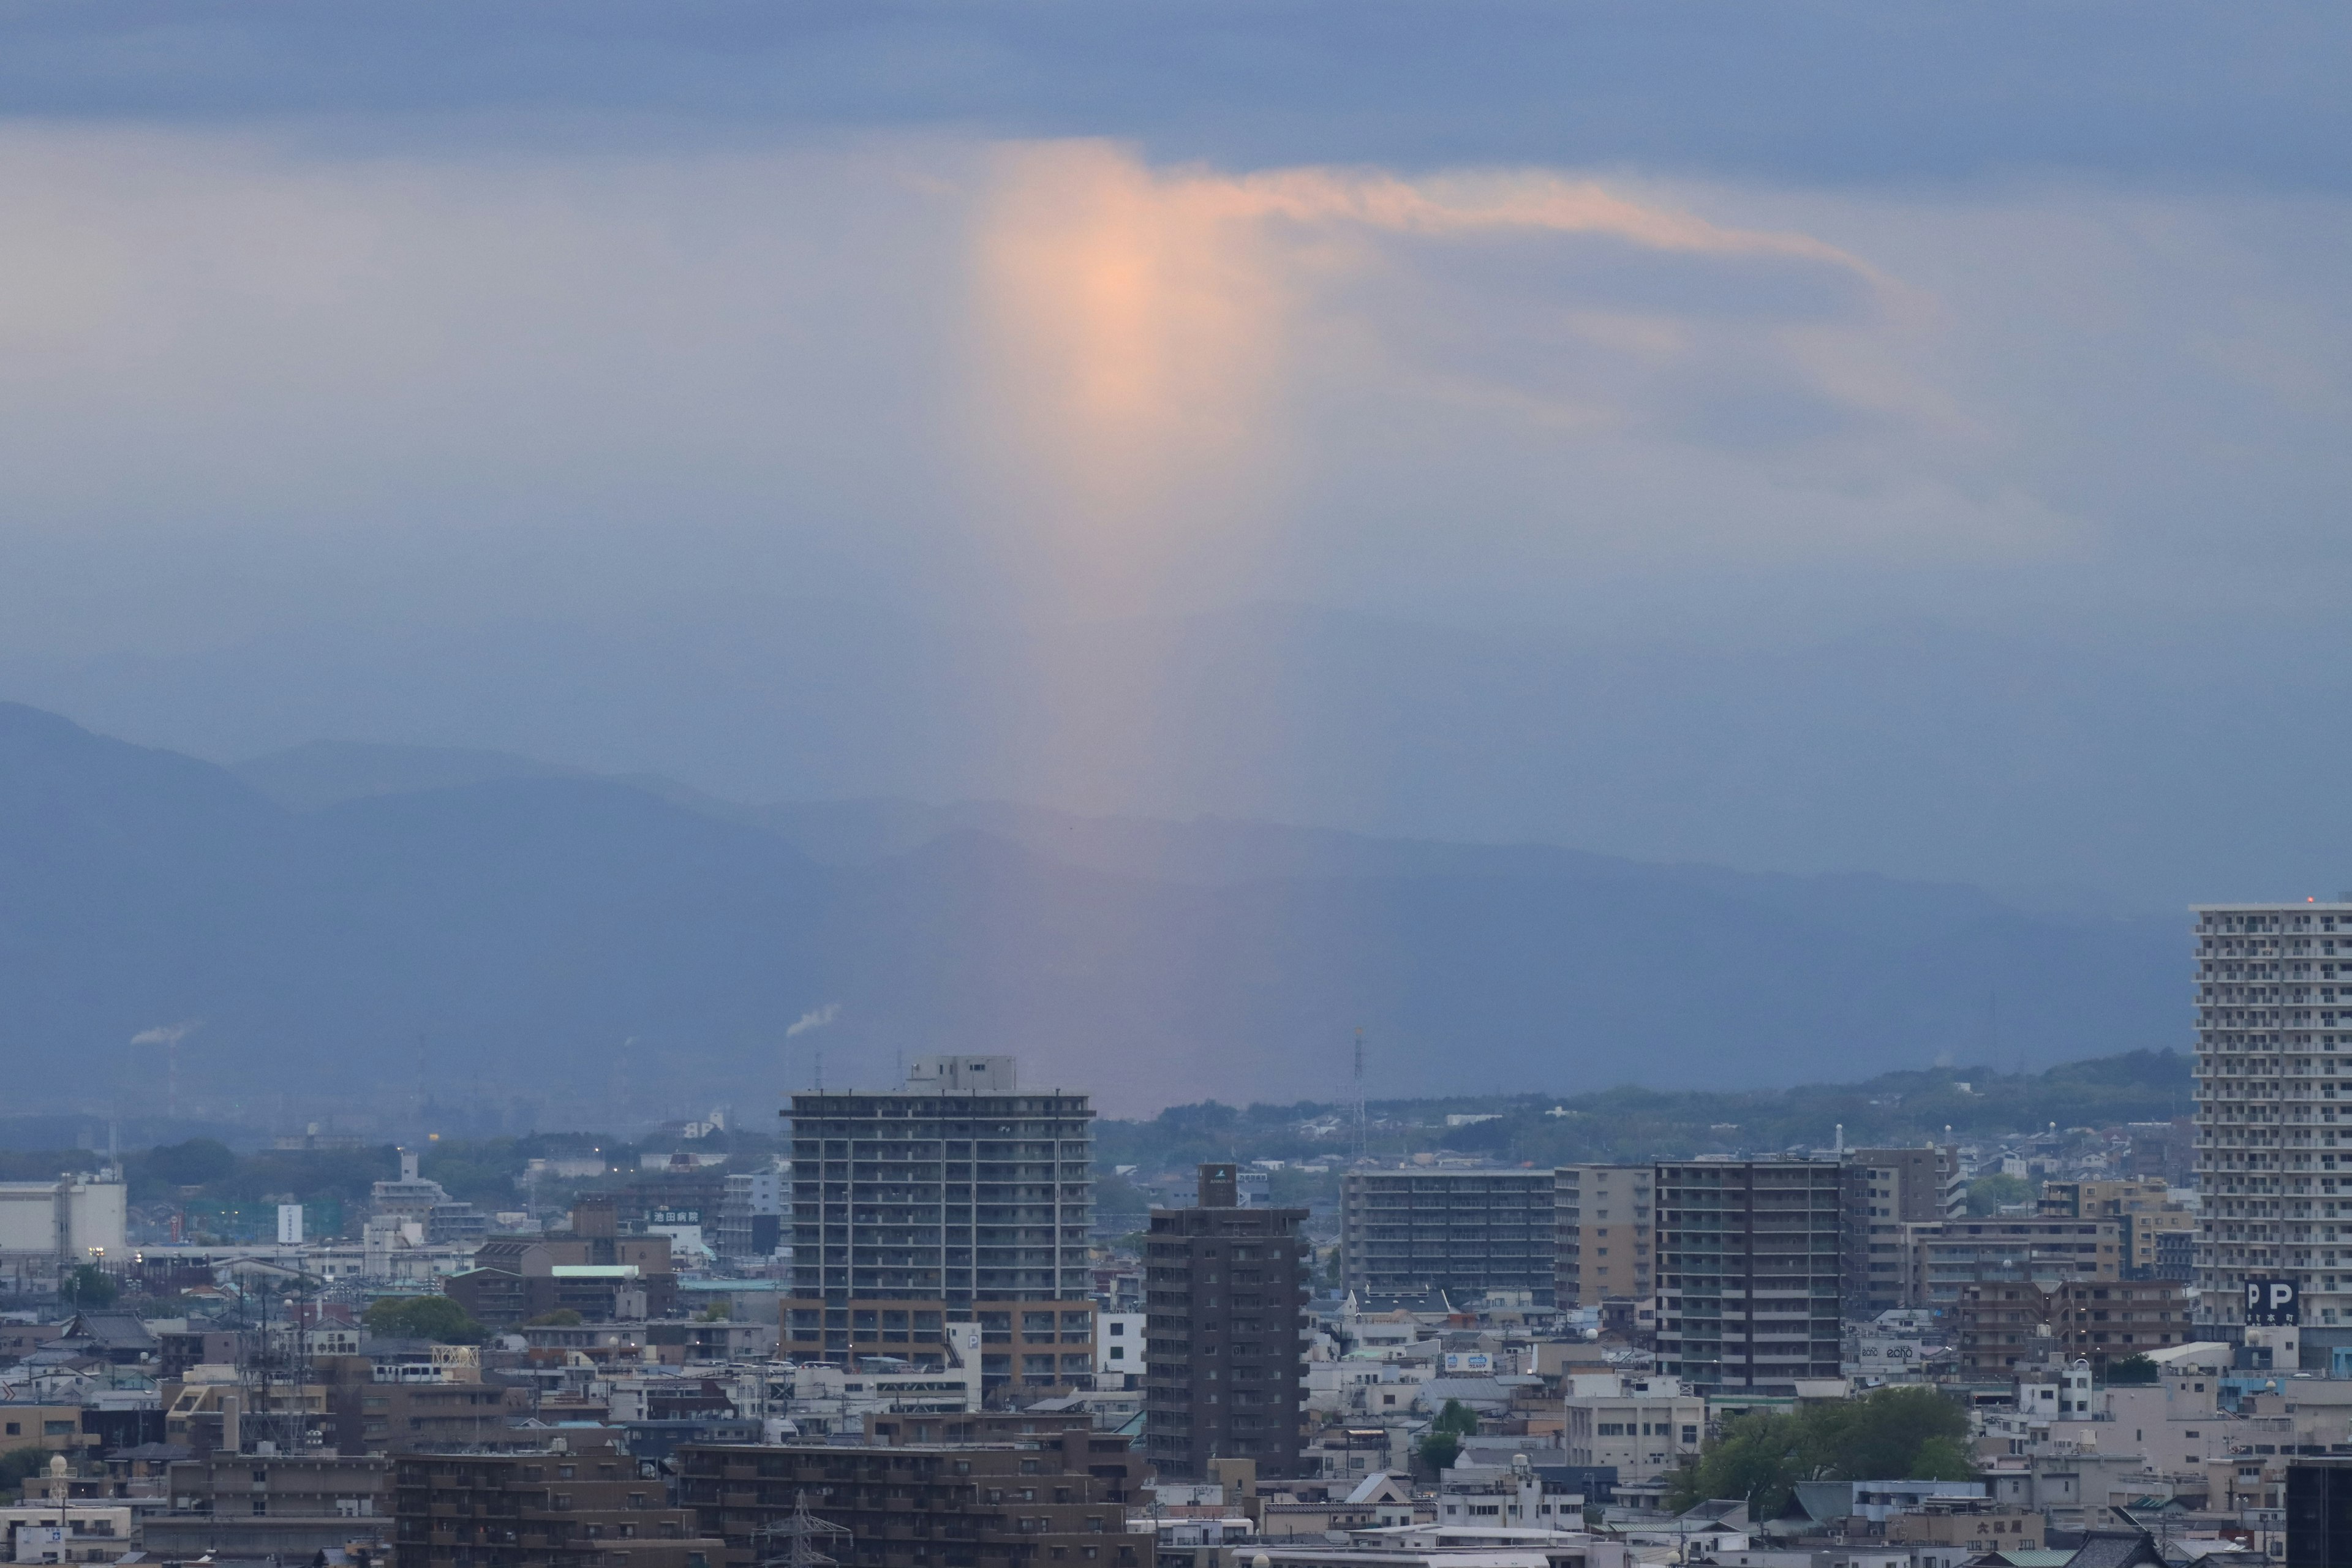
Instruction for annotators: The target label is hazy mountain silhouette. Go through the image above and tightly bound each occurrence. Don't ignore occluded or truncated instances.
[0,703,2182,1121]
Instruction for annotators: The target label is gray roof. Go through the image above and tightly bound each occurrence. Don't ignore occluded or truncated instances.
[2064,1531,2166,1568]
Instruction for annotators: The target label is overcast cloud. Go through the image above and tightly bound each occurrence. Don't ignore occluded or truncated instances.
[1,2,2348,910]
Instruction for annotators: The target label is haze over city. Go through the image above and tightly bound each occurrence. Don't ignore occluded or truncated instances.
[2,9,2351,1566]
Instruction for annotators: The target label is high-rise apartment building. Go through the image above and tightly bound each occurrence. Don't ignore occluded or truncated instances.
[1555,1165,1654,1306]
[1841,1147,1962,1316]
[781,1056,1099,1394]
[2193,903,2352,1332]
[1143,1164,1309,1477]
[1654,1160,1843,1390]
[1340,1168,1555,1304]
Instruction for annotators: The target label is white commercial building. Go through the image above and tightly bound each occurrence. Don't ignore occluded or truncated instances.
[2192,902,2352,1330]
[1096,1311,1144,1383]
[1562,1373,1705,1486]
[0,1175,126,1268]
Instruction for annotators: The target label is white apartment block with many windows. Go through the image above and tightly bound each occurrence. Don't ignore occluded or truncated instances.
[2193,902,2352,1330]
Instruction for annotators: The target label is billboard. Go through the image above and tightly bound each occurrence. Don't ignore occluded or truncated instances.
[2246,1276,2301,1325]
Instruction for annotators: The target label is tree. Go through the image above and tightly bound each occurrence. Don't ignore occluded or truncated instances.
[1666,1386,1972,1518]
[365,1294,486,1344]
[2105,1354,2160,1386]
[1966,1174,2033,1216]
[1907,1436,1977,1480]
[1433,1398,1480,1438]
[141,1138,238,1189]
[62,1264,117,1310]
[0,1450,59,1501]
[1415,1430,1462,1473]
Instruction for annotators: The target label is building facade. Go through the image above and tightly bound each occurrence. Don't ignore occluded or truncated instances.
[1339,1169,1555,1305]
[1554,1164,1653,1307]
[1907,1216,2122,1305]
[677,1425,1147,1568]
[1654,1160,1843,1391]
[1144,1164,1309,1478]
[2040,1178,2195,1281]
[393,1439,720,1568]
[1950,1280,2193,1378]
[1561,1373,1705,1485]
[1842,1147,1962,1316]
[2193,902,2352,1332]
[781,1057,1097,1395]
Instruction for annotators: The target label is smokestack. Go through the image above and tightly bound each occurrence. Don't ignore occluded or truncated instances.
[221,1392,241,1455]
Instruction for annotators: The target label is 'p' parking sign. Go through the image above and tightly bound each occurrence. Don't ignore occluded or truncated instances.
[2245,1277,2300,1325]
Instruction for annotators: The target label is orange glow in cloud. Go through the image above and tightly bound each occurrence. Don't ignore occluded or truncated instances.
[967,141,1887,611]
[962,141,1892,812]
[969,140,1293,612]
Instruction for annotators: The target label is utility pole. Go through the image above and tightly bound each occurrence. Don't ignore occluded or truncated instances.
[753,1490,849,1568]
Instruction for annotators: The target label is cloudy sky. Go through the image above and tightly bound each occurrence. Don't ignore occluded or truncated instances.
[2,2,2349,910]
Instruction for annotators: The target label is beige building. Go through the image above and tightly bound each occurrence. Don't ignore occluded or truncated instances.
[1554,1165,1652,1306]
[2040,1178,2195,1278]
[1562,1373,1704,1485]
[1909,1216,2122,1305]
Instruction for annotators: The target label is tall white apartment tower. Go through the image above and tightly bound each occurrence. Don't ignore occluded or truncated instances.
[2193,901,2352,1332]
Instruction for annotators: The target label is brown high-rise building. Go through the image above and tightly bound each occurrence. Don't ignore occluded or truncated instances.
[1142,1164,1308,1479]
[1555,1164,1654,1307]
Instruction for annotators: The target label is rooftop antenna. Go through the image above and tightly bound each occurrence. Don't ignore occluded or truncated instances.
[1352,1028,1367,1161]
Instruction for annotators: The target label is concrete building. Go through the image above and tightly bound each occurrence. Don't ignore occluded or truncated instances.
[780,1056,1098,1395]
[2040,1178,2195,1281]
[1562,1373,1704,1485]
[313,1354,538,1455]
[0,1175,126,1270]
[1654,1160,1843,1391]
[1097,1311,1145,1387]
[443,1199,677,1323]
[1950,1280,2192,1378]
[1144,1163,1310,1478]
[1906,1216,2122,1305]
[1841,1147,1961,1316]
[394,1438,721,1568]
[2192,901,2352,1334]
[714,1165,786,1265]
[151,1451,388,1560]
[1340,1169,1555,1305]
[676,1424,1148,1568]
[1554,1165,1653,1308]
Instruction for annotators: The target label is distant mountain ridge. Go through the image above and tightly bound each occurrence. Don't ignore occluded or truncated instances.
[0,704,2187,1121]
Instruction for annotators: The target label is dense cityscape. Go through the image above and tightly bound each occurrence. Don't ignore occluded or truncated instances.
[0,903,2331,1568]
[4,3,2343,1568]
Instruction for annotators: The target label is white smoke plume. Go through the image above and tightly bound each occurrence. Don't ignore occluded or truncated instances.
[130,1021,198,1046]
[786,1004,840,1039]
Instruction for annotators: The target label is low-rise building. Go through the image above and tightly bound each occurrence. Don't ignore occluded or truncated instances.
[676,1428,1148,1568]
[393,1438,720,1568]
[1562,1374,1703,1487]
[148,1450,390,1560]
[1951,1281,2190,1377]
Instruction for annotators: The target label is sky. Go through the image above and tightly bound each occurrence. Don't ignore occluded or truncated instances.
[2,2,2350,911]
